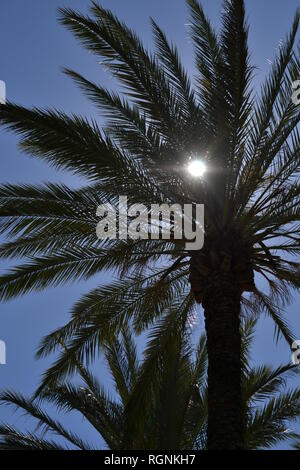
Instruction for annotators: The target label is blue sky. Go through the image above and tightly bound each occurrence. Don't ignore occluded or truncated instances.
[0,0,299,449]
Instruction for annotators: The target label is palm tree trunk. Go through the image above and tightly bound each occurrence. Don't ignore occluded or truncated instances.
[202,272,243,450]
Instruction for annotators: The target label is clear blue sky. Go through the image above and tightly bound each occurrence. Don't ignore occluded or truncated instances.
[0,0,299,449]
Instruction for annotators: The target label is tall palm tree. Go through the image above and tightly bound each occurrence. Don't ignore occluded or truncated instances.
[0,318,299,450]
[0,0,299,448]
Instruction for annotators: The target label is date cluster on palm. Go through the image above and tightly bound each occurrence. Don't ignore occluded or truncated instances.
[189,231,255,303]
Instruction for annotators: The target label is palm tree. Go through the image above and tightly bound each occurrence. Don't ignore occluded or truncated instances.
[0,318,299,450]
[0,0,299,448]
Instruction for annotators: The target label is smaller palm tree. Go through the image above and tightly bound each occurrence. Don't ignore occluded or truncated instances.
[0,318,299,450]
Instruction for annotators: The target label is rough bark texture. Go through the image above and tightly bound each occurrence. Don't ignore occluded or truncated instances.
[202,272,243,450]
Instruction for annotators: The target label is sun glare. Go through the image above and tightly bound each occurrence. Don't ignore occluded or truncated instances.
[187,160,206,177]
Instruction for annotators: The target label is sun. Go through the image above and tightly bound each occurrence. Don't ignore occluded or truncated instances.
[187,160,206,177]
